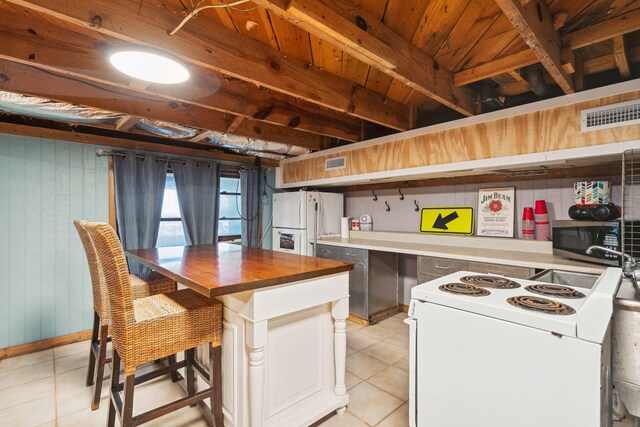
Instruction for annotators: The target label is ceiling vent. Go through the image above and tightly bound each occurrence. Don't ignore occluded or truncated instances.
[581,99,640,132]
[325,156,346,171]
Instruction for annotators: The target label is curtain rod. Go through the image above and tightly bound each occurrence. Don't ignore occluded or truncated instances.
[95,149,219,167]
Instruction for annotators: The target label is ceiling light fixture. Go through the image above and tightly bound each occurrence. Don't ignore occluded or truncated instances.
[108,47,190,84]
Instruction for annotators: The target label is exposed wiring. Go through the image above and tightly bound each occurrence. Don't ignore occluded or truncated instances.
[258,212,273,248]
[234,173,260,222]
[169,0,252,36]
[263,169,282,193]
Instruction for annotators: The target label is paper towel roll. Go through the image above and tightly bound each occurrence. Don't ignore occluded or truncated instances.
[340,217,350,239]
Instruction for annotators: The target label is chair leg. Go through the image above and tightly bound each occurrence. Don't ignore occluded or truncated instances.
[210,344,223,427]
[92,323,109,410]
[86,311,100,387]
[168,354,180,382]
[107,350,121,427]
[121,374,135,427]
[185,348,197,407]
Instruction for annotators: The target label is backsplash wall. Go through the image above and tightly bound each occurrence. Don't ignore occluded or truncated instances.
[345,176,622,237]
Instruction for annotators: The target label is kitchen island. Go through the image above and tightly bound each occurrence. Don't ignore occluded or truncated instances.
[126,244,353,427]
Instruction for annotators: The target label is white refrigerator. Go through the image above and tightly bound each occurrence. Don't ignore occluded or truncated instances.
[272,191,343,256]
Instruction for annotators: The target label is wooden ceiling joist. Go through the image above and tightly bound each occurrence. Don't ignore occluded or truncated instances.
[226,116,245,134]
[456,8,640,87]
[114,115,141,131]
[564,9,640,50]
[0,121,279,166]
[613,35,632,79]
[254,0,476,117]
[3,0,411,131]
[494,0,574,94]
[0,59,326,151]
[0,7,362,142]
[454,50,540,87]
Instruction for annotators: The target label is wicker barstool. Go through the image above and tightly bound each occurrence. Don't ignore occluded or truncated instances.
[85,221,223,427]
[74,220,178,410]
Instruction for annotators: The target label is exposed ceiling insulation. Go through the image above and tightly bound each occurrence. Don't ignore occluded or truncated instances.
[135,118,200,139]
[204,132,310,156]
[0,90,307,160]
[0,91,120,124]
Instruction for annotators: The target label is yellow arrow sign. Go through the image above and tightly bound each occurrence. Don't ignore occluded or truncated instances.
[420,207,474,235]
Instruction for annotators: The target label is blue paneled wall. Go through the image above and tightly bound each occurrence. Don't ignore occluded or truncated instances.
[0,134,109,348]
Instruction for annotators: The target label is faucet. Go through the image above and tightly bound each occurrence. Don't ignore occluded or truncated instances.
[586,245,640,290]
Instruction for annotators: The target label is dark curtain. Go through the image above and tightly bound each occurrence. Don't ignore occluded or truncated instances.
[114,151,168,278]
[172,161,220,245]
[241,167,264,247]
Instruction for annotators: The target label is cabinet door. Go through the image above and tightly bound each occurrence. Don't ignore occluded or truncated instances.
[417,256,468,277]
[348,263,368,319]
[417,272,441,286]
[467,261,534,279]
[339,247,368,264]
[316,244,339,260]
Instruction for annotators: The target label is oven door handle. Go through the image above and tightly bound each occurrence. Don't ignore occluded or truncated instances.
[406,300,418,427]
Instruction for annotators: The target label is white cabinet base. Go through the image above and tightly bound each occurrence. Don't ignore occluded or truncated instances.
[194,272,350,427]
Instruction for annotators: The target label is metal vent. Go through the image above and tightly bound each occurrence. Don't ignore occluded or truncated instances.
[325,156,346,170]
[581,99,640,132]
[622,149,640,259]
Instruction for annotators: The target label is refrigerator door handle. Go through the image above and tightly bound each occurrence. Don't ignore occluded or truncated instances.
[297,197,302,228]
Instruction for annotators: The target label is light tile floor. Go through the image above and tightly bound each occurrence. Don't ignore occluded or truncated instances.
[0,313,409,427]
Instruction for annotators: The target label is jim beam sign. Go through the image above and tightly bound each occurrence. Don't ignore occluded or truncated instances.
[477,187,515,238]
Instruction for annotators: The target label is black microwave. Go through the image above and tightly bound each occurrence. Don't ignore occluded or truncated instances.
[552,220,621,266]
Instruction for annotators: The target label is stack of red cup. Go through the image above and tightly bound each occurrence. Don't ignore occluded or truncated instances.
[534,200,551,241]
[522,207,535,240]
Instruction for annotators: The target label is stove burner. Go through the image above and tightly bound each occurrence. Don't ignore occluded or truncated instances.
[525,284,586,299]
[439,283,490,297]
[507,296,576,315]
[460,275,521,289]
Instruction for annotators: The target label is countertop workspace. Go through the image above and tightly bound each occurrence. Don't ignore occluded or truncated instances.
[316,230,605,274]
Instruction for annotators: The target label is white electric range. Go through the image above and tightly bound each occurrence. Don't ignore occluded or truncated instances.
[406,268,622,427]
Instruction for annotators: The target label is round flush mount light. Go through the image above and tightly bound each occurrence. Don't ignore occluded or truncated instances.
[108,47,190,84]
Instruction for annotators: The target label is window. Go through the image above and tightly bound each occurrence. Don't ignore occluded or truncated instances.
[157,173,187,247]
[218,174,241,241]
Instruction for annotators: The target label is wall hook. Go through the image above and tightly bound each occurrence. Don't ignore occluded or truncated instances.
[414,200,419,212]
[398,189,404,200]
[372,190,378,201]
[385,201,391,212]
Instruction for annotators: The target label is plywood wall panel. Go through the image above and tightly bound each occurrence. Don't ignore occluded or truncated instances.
[282,90,640,184]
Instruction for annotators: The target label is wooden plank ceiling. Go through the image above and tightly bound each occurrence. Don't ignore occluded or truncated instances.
[0,0,638,164]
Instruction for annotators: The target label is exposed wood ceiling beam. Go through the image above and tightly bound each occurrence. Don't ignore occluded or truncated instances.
[0,59,326,151]
[3,0,411,131]
[613,35,631,79]
[455,8,640,86]
[226,116,245,134]
[114,115,141,131]
[454,50,539,87]
[190,131,215,143]
[253,0,475,117]
[496,45,640,96]
[494,0,574,94]
[0,121,279,166]
[564,9,640,50]
[0,7,362,142]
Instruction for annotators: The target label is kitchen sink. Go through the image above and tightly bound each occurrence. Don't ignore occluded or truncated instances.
[529,269,600,290]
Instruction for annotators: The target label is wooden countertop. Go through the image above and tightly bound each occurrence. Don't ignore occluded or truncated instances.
[126,243,353,298]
